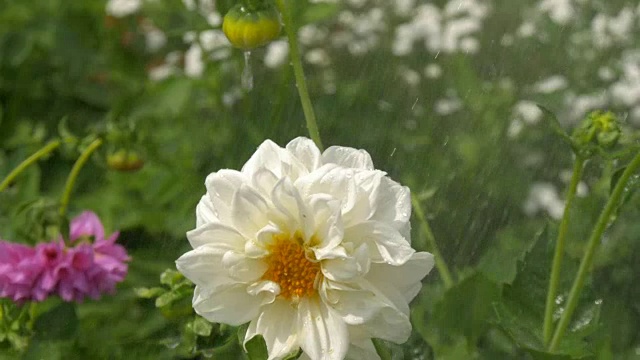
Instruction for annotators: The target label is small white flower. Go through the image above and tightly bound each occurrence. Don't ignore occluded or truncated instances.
[106,0,141,18]
[176,137,434,360]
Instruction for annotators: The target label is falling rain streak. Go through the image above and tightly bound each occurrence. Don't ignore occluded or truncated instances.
[242,51,254,91]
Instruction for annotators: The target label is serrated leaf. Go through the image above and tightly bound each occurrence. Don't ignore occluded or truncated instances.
[506,227,555,319]
[432,272,501,342]
[492,302,593,359]
[495,228,600,358]
[478,225,540,285]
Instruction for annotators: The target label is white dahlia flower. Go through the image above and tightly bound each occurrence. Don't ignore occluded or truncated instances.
[176,137,434,360]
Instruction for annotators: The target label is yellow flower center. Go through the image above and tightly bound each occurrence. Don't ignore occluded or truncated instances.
[262,232,320,301]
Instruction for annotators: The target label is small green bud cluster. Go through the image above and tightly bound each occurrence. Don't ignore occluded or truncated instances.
[572,110,621,151]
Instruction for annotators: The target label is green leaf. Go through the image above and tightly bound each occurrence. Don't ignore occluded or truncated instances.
[505,227,555,320]
[478,225,541,285]
[492,302,593,359]
[155,291,180,307]
[190,316,213,337]
[282,348,303,360]
[32,302,78,341]
[160,269,184,287]
[134,287,166,299]
[23,340,73,360]
[237,323,268,360]
[609,166,640,217]
[494,228,600,358]
[432,272,501,342]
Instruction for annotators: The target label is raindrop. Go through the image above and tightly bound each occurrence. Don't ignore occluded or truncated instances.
[242,51,254,91]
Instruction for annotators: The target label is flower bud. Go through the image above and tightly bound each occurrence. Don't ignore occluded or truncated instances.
[573,110,621,150]
[106,149,144,172]
[222,3,281,50]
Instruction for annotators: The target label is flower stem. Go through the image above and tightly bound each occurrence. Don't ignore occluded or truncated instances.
[59,138,103,217]
[548,152,640,351]
[411,194,454,288]
[0,140,62,192]
[275,0,324,151]
[543,157,585,345]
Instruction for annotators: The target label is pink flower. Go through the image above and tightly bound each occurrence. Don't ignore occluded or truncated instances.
[0,211,130,304]
[33,241,66,301]
[0,241,42,302]
[54,211,130,302]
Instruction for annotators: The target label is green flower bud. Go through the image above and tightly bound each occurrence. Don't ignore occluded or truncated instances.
[222,3,281,50]
[107,149,144,172]
[572,110,621,150]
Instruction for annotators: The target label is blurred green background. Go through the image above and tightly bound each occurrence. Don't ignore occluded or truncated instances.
[1,0,640,358]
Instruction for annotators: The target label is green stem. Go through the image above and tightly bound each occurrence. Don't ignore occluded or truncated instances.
[59,138,103,217]
[275,0,324,151]
[549,152,640,351]
[411,194,455,288]
[0,140,61,192]
[543,157,585,345]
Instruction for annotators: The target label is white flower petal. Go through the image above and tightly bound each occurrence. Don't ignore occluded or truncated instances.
[242,140,308,180]
[345,221,414,265]
[222,251,268,282]
[232,184,271,239]
[297,297,349,360]
[204,170,248,223]
[255,223,282,247]
[193,283,276,326]
[324,288,384,326]
[186,222,246,250]
[321,146,374,170]
[176,246,235,290]
[366,251,434,302]
[346,280,412,344]
[245,299,299,360]
[296,165,372,227]
[196,195,218,227]
[345,338,380,360]
[368,176,412,239]
[270,178,315,239]
[321,243,369,282]
[251,167,280,197]
[307,195,345,259]
[286,137,321,173]
[247,280,280,297]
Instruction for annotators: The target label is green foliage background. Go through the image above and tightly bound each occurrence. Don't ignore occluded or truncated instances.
[1,0,640,359]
